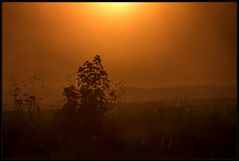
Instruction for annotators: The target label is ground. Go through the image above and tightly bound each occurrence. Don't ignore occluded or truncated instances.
[2,98,237,159]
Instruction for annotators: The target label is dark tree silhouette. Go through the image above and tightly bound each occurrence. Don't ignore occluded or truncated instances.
[77,55,116,111]
[62,85,80,112]
[60,55,126,138]
[63,55,117,113]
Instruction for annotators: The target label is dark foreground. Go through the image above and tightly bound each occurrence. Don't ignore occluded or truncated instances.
[2,98,237,159]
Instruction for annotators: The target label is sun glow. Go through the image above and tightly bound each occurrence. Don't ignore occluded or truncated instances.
[96,2,133,14]
[103,2,131,9]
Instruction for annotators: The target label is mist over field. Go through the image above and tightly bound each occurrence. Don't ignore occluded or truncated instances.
[3,84,236,111]
[2,2,237,160]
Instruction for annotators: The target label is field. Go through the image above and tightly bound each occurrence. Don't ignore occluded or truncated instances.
[2,98,237,159]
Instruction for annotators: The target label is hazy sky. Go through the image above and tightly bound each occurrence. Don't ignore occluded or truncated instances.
[2,2,237,105]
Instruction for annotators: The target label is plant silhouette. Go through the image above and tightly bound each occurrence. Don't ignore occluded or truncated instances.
[63,55,117,113]
[3,56,236,159]
[60,55,125,138]
[7,75,42,116]
[8,75,26,114]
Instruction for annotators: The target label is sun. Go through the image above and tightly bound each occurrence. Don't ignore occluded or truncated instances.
[108,2,129,7]
[74,2,136,21]
[98,2,132,12]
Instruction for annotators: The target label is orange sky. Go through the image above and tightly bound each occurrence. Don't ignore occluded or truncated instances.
[2,2,237,105]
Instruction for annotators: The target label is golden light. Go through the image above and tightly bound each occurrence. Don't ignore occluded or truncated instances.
[100,2,131,10]
[89,2,134,15]
[108,2,130,7]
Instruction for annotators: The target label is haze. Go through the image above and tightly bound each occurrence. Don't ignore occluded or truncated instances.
[2,2,237,105]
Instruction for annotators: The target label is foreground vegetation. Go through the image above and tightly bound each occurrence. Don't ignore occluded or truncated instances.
[3,98,237,159]
[3,55,237,159]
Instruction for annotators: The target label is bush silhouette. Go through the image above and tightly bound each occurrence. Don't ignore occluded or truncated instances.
[60,55,123,139]
[63,55,117,113]
[78,55,117,110]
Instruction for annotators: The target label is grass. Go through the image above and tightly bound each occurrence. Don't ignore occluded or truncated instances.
[2,98,237,159]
